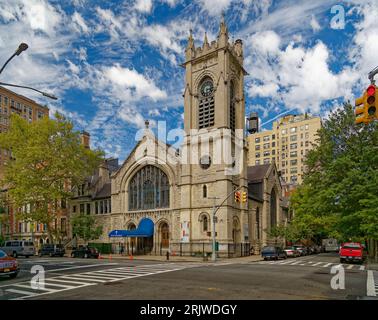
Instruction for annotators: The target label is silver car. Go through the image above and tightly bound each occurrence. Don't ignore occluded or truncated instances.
[0,240,35,258]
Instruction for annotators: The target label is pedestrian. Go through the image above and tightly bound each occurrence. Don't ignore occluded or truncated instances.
[120,244,125,255]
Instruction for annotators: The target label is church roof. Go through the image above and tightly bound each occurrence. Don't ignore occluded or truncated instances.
[247,164,271,182]
[93,183,111,199]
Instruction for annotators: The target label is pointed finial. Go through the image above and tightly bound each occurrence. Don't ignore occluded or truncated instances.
[204,32,209,45]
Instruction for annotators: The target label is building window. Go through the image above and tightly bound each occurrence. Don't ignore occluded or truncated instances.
[290,151,297,157]
[202,215,209,232]
[80,204,84,213]
[290,143,297,149]
[263,158,270,164]
[129,165,170,211]
[198,77,215,129]
[290,127,297,133]
[255,137,260,143]
[72,205,76,213]
[272,141,275,148]
[263,136,270,142]
[230,81,236,131]
[263,151,270,157]
[305,133,309,139]
[281,129,287,135]
[255,145,260,151]
[290,135,297,142]
[305,141,309,147]
[291,167,298,174]
[290,159,297,166]
[86,203,91,215]
[305,124,309,130]
[291,175,298,183]
[255,160,260,165]
[255,152,260,158]
[263,143,270,149]
[95,202,98,214]
[281,161,285,167]
[272,134,275,140]
[272,150,276,155]
[4,96,8,106]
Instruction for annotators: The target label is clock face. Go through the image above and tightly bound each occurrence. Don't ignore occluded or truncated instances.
[200,80,214,97]
[200,155,211,170]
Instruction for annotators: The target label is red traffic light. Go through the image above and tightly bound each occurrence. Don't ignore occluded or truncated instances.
[367,85,376,96]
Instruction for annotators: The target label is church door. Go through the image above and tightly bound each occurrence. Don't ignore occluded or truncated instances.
[161,223,169,248]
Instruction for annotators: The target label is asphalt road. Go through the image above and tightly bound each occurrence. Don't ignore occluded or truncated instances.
[0,253,377,300]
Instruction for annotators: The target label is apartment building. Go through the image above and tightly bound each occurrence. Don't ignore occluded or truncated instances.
[247,114,321,185]
[0,86,50,243]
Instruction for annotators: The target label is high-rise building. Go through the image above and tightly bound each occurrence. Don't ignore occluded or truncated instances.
[0,86,49,241]
[247,114,321,185]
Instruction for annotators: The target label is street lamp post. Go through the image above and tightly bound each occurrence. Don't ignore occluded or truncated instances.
[0,43,28,75]
[0,43,57,100]
[208,185,244,262]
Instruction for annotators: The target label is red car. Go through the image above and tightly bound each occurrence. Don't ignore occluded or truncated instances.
[0,249,20,279]
[339,242,365,264]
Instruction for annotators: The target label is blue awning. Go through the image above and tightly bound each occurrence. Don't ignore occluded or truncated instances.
[108,218,154,238]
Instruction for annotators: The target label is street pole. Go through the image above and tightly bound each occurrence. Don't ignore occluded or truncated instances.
[0,43,28,75]
[209,185,245,262]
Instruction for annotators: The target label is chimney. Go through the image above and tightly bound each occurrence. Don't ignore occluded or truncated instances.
[80,130,90,149]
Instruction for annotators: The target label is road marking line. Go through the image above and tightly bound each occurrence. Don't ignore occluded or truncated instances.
[312,262,323,266]
[84,272,127,279]
[45,278,94,285]
[347,265,354,269]
[96,270,139,276]
[46,263,118,273]
[59,275,107,283]
[12,284,57,292]
[288,260,305,265]
[39,282,75,289]
[276,260,293,265]
[360,266,365,271]
[322,263,333,267]
[71,273,118,280]
[6,289,36,296]
[367,271,376,297]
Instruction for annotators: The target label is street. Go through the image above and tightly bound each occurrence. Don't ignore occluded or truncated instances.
[0,253,377,300]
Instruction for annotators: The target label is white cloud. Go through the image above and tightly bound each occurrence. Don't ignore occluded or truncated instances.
[310,14,321,32]
[104,64,167,101]
[249,30,281,54]
[134,0,153,13]
[72,11,89,34]
[197,0,232,16]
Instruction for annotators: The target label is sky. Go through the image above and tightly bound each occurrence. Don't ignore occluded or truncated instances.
[0,0,377,161]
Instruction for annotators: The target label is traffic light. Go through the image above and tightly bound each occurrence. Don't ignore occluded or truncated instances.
[241,191,247,203]
[366,84,377,121]
[355,84,378,124]
[234,191,241,203]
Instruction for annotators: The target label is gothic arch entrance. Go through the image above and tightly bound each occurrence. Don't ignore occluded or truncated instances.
[159,222,170,248]
[270,189,277,229]
[232,217,241,243]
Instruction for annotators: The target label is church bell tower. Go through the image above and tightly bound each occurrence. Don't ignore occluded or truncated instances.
[177,17,250,253]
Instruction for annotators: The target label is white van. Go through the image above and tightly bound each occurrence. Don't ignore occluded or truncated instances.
[0,240,35,258]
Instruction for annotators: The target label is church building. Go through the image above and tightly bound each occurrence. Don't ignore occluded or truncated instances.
[81,19,287,257]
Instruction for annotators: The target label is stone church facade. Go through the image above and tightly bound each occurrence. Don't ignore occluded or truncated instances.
[84,19,287,256]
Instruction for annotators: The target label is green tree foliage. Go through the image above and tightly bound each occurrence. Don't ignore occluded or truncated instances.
[71,214,103,243]
[0,113,104,241]
[291,103,378,242]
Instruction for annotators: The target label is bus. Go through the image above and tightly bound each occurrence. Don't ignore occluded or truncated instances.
[322,238,339,252]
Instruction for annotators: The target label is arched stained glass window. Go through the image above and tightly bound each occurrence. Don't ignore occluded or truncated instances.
[128,165,170,211]
[230,81,236,132]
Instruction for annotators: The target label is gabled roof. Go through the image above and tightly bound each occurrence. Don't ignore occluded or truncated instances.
[93,183,111,199]
[247,164,271,182]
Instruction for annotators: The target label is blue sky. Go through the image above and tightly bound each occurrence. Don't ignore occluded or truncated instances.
[0,0,377,161]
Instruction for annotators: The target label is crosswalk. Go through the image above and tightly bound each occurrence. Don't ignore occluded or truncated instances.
[257,259,366,271]
[0,262,204,300]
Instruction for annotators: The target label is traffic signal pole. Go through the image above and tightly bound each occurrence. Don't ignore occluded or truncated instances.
[209,185,245,262]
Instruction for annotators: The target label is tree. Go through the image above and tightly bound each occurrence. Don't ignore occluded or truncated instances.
[0,113,104,242]
[290,103,378,245]
[71,214,103,244]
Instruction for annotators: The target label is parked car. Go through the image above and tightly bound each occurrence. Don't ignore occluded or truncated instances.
[0,240,35,258]
[261,246,287,260]
[284,246,300,258]
[38,244,65,257]
[339,242,365,264]
[71,246,99,259]
[0,249,19,279]
[293,245,307,256]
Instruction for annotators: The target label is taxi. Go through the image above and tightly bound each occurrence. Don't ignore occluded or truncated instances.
[0,249,19,279]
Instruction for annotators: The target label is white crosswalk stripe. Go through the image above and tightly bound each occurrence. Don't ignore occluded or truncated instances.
[257,259,366,271]
[2,262,203,300]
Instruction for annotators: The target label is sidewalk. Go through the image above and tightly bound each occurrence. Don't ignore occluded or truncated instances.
[367,259,378,271]
[98,253,263,264]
